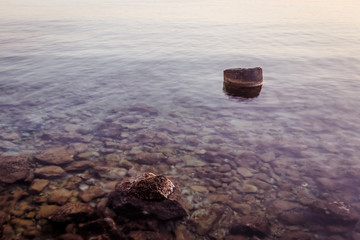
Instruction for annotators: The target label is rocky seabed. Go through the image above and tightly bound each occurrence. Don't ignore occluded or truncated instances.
[1,104,360,240]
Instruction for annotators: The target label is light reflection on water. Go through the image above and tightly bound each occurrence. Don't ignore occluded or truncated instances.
[1,0,360,239]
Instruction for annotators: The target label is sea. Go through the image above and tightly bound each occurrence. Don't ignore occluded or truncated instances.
[1,0,360,239]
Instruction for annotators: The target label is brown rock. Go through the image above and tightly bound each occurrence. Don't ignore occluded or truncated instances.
[128,103,159,115]
[35,146,75,165]
[79,187,106,202]
[0,155,30,183]
[225,236,248,240]
[10,201,34,217]
[78,218,121,239]
[272,199,301,212]
[95,166,127,180]
[241,183,258,193]
[34,166,66,178]
[308,200,358,225]
[48,189,72,205]
[191,208,220,235]
[71,143,88,153]
[56,233,84,240]
[230,215,270,238]
[64,161,94,172]
[316,177,342,191]
[107,173,187,221]
[278,210,307,225]
[29,179,49,193]
[237,167,253,178]
[0,211,9,226]
[1,132,20,140]
[278,231,312,240]
[48,202,94,222]
[36,205,60,219]
[190,185,209,193]
[95,122,123,138]
[134,152,166,165]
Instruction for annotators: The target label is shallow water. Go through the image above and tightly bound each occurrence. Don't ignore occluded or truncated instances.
[1,0,360,239]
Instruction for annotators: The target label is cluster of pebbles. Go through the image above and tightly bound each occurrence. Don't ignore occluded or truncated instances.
[1,103,360,239]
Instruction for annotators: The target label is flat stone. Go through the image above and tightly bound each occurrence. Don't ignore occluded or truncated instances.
[94,122,123,138]
[278,209,307,225]
[260,152,276,162]
[78,218,121,239]
[1,132,20,140]
[64,161,94,172]
[0,155,30,183]
[10,202,34,217]
[35,146,75,165]
[128,103,159,115]
[191,208,219,235]
[95,167,127,180]
[218,164,232,173]
[309,200,358,225]
[182,155,206,167]
[71,143,88,153]
[229,203,252,215]
[316,177,342,191]
[190,185,209,193]
[34,166,66,178]
[241,183,258,193]
[237,167,253,178]
[29,179,49,193]
[10,218,35,228]
[209,194,230,204]
[134,152,166,165]
[48,189,72,205]
[272,200,301,212]
[56,233,84,240]
[36,205,60,219]
[230,215,270,238]
[79,187,106,202]
[279,232,312,240]
[48,202,94,222]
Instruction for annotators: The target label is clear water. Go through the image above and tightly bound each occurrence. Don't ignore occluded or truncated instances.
[1,0,360,239]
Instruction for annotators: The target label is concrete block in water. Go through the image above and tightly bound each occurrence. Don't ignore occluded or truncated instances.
[223,67,263,98]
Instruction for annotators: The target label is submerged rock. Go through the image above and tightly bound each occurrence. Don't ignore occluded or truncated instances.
[34,166,66,178]
[78,187,106,202]
[78,218,122,239]
[308,200,359,225]
[64,161,94,172]
[107,173,187,221]
[0,156,31,183]
[48,189,72,205]
[29,179,49,193]
[35,147,75,165]
[48,202,94,223]
[230,215,270,238]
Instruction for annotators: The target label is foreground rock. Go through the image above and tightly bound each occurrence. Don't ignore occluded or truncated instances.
[0,156,31,183]
[107,173,187,221]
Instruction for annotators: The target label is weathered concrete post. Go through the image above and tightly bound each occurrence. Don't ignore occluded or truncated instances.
[223,67,263,98]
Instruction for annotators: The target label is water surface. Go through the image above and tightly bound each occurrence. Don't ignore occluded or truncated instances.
[1,0,360,239]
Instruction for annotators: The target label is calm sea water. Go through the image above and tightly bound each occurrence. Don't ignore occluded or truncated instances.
[1,0,360,239]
